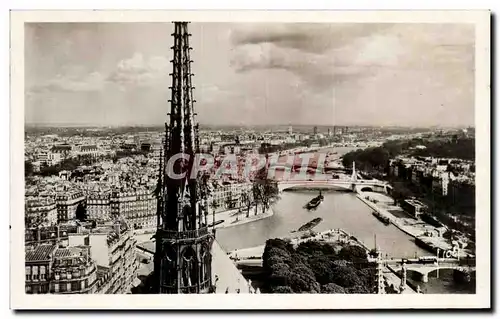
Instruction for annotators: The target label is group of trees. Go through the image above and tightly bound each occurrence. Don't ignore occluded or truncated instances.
[30,154,100,177]
[411,138,475,161]
[262,239,376,294]
[111,149,148,162]
[257,137,335,155]
[341,147,391,174]
[232,167,280,218]
[341,137,475,176]
[252,167,280,215]
[25,148,151,178]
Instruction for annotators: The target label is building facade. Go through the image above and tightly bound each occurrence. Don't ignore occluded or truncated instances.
[68,219,139,294]
[25,197,58,226]
[49,246,99,294]
[56,190,86,222]
[25,244,55,294]
[110,189,156,229]
[401,199,428,218]
[26,220,140,294]
[87,192,112,221]
[211,182,252,211]
[25,244,99,294]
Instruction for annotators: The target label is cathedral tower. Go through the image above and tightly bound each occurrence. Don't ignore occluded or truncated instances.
[153,22,214,294]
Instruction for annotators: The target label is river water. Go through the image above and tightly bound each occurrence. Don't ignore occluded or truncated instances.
[215,147,475,294]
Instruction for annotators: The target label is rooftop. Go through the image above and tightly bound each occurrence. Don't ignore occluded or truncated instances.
[26,244,56,262]
[52,246,90,267]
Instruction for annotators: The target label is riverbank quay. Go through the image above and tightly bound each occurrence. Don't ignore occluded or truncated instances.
[211,207,274,230]
[356,192,458,256]
[131,207,274,241]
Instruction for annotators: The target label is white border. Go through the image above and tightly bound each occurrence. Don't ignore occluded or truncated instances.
[10,10,491,310]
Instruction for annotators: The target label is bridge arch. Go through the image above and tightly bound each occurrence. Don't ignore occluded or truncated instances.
[404,268,426,280]
[426,267,457,278]
[359,186,374,193]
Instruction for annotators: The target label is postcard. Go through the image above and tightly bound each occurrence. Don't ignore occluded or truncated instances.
[10,10,490,309]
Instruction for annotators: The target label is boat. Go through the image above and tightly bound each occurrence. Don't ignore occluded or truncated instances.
[306,191,324,209]
[292,217,323,233]
[207,220,224,227]
[372,211,391,225]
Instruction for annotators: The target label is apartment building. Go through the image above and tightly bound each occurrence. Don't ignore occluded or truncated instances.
[56,190,86,222]
[210,182,252,211]
[25,244,99,294]
[68,220,139,294]
[110,189,156,229]
[25,196,58,226]
[87,192,112,221]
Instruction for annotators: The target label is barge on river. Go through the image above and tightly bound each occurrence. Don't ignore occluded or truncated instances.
[372,211,391,225]
[306,192,324,210]
[292,217,323,233]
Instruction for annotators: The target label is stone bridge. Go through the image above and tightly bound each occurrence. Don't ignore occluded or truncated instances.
[277,179,392,194]
[387,259,476,283]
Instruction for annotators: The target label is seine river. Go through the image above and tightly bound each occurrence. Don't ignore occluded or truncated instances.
[216,147,475,294]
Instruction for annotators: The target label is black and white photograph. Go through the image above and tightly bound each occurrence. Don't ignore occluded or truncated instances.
[10,10,491,309]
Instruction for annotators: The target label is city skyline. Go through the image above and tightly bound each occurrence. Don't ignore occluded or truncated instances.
[25,23,475,128]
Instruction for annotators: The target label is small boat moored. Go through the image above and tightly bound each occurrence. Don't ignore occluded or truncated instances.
[372,211,391,225]
[306,191,324,210]
[208,220,225,227]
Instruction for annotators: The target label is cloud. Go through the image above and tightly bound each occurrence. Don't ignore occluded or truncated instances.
[27,53,172,95]
[228,23,474,95]
[24,23,475,127]
[28,70,106,93]
[229,43,374,92]
[230,23,391,53]
[108,53,170,87]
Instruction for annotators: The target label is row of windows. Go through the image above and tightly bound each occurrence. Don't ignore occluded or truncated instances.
[52,280,85,293]
[110,204,153,208]
[88,209,111,214]
[26,273,47,281]
[25,284,49,294]
[26,265,47,281]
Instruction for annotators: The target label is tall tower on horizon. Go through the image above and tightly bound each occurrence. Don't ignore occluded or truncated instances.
[153,22,214,294]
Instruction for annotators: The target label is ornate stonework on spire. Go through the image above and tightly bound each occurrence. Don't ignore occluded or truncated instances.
[153,22,214,294]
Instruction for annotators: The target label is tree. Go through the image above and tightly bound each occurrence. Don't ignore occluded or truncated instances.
[209,200,219,216]
[321,283,346,294]
[252,183,262,215]
[392,182,413,205]
[308,255,336,285]
[272,286,294,293]
[252,167,280,215]
[263,239,375,294]
[329,265,364,288]
[241,190,253,218]
[260,182,279,214]
[337,245,368,264]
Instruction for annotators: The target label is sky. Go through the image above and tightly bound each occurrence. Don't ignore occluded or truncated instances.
[25,23,475,127]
